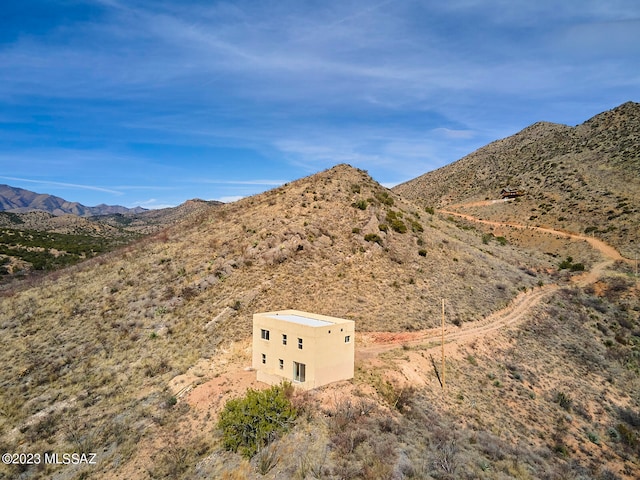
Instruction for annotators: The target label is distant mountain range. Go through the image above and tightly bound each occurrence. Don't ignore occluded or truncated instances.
[0,184,147,216]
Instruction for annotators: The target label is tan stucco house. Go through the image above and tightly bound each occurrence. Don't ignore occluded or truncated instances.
[252,310,355,390]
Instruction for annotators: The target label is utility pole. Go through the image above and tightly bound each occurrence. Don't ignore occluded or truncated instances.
[441,298,446,390]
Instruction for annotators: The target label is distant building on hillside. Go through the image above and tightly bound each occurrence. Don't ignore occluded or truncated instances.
[500,188,525,199]
[252,310,355,390]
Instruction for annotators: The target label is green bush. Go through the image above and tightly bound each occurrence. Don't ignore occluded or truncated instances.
[374,191,394,206]
[385,211,407,233]
[217,383,297,458]
[365,233,383,245]
[410,219,423,233]
[352,199,368,210]
[558,256,584,271]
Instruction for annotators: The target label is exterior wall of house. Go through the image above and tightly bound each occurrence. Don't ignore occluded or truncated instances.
[252,310,355,390]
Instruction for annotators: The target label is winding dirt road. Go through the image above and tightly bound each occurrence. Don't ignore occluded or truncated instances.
[357,205,629,358]
[440,209,627,263]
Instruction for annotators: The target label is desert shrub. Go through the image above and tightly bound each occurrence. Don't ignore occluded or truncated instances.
[149,436,210,479]
[616,423,637,447]
[619,407,640,427]
[425,206,435,215]
[255,443,279,475]
[217,383,297,458]
[410,219,424,233]
[364,233,383,245]
[352,199,368,210]
[555,391,573,411]
[386,211,407,233]
[144,357,171,377]
[181,286,197,300]
[582,296,608,313]
[558,256,584,271]
[559,257,573,269]
[605,277,634,300]
[375,379,416,413]
[374,191,394,206]
[418,249,427,257]
[390,220,407,233]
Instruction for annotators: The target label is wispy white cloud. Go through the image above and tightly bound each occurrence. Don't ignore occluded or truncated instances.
[433,128,477,140]
[1,0,639,207]
[0,176,122,195]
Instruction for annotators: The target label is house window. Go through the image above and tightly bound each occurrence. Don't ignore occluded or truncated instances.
[345,335,351,343]
[279,359,284,370]
[298,338,303,350]
[261,329,270,340]
[261,353,266,364]
[293,362,306,382]
[282,334,287,345]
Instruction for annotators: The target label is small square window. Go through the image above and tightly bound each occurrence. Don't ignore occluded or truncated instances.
[345,335,351,343]
[298,338,303,350]
[279,359,284,370]
[282,334,287,345]
[261,353,266,364]
[261,329,270,340]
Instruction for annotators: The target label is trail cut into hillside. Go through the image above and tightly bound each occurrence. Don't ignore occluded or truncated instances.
[359,207,630,357]
[440,208,630,263]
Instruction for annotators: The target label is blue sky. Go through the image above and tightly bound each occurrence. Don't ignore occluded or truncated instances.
[1,1,638,208]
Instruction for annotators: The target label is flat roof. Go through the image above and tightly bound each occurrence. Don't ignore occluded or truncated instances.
[265,313,333,328]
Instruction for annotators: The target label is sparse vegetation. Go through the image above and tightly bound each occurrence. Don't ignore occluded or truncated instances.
[558,256,585,271]
[1,148,639,480]
[364,233,383,245]
[217,383,297,458]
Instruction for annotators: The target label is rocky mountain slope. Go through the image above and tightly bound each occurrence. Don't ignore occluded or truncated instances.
[0,184,147,216]
[0,163,637,479]
[394,101,640,257]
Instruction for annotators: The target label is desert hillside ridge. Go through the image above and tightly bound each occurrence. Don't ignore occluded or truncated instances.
[0,163,638,479]
[0,198,221,283]
[394,101,640,258]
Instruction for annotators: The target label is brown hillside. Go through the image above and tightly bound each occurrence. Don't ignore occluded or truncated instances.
[394,102,640,257]
[1,164,637,480]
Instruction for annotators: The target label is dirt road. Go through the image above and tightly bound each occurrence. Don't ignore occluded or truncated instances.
[358,206,628,357]
[177,205,630,408]
[440,209,627,263]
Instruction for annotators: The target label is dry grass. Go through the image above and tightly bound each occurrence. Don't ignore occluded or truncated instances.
[0,163,637,478]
